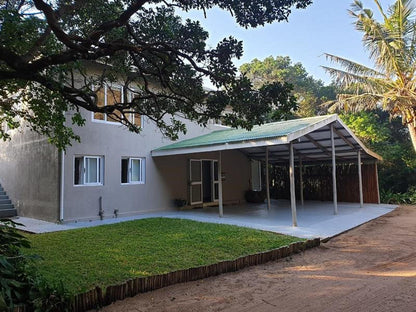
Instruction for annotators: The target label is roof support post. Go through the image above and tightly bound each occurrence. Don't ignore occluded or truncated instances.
[218,151,223,217]
[331,123,338,215]
[289,142,297,227]
[265,147,271,211]
[358,150,363,208]
[299,155,304,207]
[375,162,381,204]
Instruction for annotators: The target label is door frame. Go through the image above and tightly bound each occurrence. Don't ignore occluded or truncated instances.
[189,158,219,205]
[189,159,203,205]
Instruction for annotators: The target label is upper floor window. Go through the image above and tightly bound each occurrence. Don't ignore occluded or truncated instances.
[93,85,142,127]
[74,155,104,186]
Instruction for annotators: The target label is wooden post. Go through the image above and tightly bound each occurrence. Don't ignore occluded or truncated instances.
[218,151,223,217]
[299,155,304,207]
[265,147,271,211]
[331,124,338,215]
[375,162,381,204]
[289,142,297,226]
[358,150,363,208]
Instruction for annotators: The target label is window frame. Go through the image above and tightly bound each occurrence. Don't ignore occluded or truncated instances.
[127,90,144,128]
[91,85,144,128]
[121,157,146,185]
[73,155,104,187]
[91,84,124,124]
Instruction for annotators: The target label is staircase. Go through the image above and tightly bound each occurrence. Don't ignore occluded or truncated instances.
[0,183,17,218]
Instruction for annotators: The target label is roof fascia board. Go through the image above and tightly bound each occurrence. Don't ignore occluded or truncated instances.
[287,114,338,143]
[151,136,288,157]
[287,114,382,161]
[335,117,383,160]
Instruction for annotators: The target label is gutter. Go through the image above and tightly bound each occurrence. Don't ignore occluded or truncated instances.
[59,150,65,222]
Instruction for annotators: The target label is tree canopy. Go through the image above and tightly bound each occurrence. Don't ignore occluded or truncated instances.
[323,0,416,152]
[341,110,416,195]
[0,0,312,149]
[240,56,336,118]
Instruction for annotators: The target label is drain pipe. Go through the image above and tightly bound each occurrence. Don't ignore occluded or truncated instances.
[98,196,104,220]
[59,150,65,222]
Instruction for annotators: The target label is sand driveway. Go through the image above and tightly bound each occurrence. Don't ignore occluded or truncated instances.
[101,205,416,312]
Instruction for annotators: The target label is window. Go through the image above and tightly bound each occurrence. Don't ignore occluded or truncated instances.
[93,86,143,128]
[251,160,262,191]
[74,156,104,185]
[121,157,145,184]
[93,85,123,122]
[129,92,142,128]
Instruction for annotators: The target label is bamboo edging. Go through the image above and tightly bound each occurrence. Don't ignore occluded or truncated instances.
[14,238,320,312]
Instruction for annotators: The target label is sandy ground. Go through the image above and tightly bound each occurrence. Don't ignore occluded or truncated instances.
[100,205,416,312]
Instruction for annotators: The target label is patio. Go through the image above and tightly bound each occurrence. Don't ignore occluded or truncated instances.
[14,200,396,239]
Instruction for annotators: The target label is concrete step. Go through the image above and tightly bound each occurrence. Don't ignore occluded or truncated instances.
[0,191,5,196]
[0,199,11,205]
[0,203,14,210]
[0,195,8,200]
[0,209,17,218]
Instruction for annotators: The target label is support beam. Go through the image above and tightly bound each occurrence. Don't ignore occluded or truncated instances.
[265,147,271,211]
[289,142,297,226]
[218,151,223,217]
[333,127,357,150]
[331,124,338,215]
[299,155,304,207]
[358,150,363,208]
[305,134,332,156]
[375,162,381,204]
[304,134,350,162]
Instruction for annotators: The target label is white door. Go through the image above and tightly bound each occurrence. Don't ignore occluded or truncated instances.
[189,160,203,205]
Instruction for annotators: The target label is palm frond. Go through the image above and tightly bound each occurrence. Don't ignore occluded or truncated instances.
[324,53,383,77]
[321,65,387,92]
[350,2,409,80]
[325,93,382,113]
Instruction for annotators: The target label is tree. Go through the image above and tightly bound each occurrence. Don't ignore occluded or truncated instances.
[240,56,336,118]
[0,0,312,149]
[323,0,416,152]
[340,110,416,194]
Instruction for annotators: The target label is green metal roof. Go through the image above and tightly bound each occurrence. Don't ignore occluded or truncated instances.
[154,115,332,151]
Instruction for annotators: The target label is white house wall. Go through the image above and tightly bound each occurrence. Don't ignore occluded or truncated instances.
[154,150,250,206]
[0,127,60,221]
[62,108,233,222]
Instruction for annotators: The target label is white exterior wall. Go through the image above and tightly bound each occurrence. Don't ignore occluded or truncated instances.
[0,127,60,221]
[62,108,249,222]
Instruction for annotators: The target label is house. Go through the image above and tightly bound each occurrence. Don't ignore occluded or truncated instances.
[0,86,382,225]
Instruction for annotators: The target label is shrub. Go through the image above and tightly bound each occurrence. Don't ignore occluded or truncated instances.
[0,219,71,311]
[381,187,416,205]
[0,219,34,310]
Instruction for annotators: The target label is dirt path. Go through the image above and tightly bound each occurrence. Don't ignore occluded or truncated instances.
[101,205,416,312]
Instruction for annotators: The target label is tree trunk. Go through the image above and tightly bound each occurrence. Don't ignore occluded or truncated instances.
[408,123,416,152]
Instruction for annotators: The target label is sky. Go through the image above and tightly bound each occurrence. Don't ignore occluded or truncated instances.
[179,0,395,86]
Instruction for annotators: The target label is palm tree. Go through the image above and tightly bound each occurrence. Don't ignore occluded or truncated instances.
[323,0,416,152]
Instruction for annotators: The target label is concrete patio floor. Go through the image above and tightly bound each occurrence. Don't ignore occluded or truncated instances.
[13,200,396,239]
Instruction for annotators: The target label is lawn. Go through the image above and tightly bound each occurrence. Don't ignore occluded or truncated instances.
[25,218,303,295]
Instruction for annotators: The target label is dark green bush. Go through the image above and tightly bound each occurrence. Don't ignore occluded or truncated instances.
[0,219,71,311]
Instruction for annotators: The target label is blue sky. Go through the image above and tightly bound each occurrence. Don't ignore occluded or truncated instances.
[179,0,395,85]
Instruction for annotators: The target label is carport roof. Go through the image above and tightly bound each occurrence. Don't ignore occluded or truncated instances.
[151,114,382,163]
[155,115,330,151]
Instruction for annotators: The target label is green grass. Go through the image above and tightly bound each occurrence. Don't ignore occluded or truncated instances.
[25,218,303,295]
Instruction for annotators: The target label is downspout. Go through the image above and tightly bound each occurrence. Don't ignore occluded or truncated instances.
[59,150,65,222]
